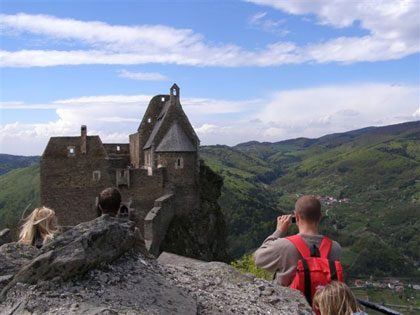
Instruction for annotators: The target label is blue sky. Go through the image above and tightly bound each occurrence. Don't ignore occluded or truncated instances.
[1,0,419,155]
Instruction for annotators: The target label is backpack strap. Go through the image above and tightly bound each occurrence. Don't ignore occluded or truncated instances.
[319,237,333,258]
[285,235,311,258]
[301,258,312,305]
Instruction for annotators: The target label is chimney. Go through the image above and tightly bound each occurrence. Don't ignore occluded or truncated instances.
[170,83,180,105]
[81,125,87,154]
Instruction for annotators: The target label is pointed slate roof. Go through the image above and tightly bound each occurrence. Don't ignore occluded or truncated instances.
[155,123,196,152]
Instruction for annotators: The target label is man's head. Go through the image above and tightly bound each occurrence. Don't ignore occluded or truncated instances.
[295,195,321,225]
[98,187,121,216]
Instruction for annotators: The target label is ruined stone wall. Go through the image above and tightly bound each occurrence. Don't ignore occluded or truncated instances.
[160,161,229,262]
[156,152,199,216]
[117,168,166,235]
[40,137,112,226]
[144,194,174,256]
[136,95,170,166]
[103,143,129,156]
[129,133,140,168]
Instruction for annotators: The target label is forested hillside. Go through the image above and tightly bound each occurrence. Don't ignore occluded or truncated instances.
[201,121,420,278]
[0,164,40,229]
[0,154,39,176]
[0,121,419,278]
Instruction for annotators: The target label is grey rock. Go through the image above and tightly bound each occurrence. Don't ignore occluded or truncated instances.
[159,252,314,315]
[0,219,313,315]
[11,215,137,285]
[0,229,11,246]
[0,242,40,290]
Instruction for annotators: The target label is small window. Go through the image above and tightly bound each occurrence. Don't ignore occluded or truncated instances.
[93,170,101,181]
[120,170,125,177]
[147,117,152,123]
[175,157,184,169]
[67,146,75,156]
[116,145,120,152]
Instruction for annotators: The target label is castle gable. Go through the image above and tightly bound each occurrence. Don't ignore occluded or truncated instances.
[42,136,107,159]
[142,90,199,153]
[103,143,130,156]
[143,100,171,150]
[155,123,196,152]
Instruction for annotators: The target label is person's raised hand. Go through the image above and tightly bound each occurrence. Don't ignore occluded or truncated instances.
[277,215,292,235]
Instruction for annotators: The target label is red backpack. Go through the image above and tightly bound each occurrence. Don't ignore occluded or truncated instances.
[286,235,344,306]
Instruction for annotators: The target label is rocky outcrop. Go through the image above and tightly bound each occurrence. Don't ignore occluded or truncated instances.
[160,162,229,262]
[0,215,313,314]
[1,251,196,315]
[159,252,314,315]
[1,250,313,315]
[0,215,137,294]
[0,243,39,290]
[0,229,11,246]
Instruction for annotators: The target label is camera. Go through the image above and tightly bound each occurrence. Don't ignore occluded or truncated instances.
[291,216,296,223]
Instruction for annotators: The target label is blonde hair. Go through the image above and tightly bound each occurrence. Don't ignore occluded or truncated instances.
[19,207,58,246]
[313,281,361,315]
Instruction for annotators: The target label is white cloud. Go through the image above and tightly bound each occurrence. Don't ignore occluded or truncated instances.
[1,83,418,155]
[118,70,168,81]
[53,94,152,104]
[257,83,419,137]
[1,7,418,67]
[250,12,267,24]
[248,12,289,36]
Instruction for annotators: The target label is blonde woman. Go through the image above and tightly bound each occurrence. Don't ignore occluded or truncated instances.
[313,281,367,315]
[19,207,58,248]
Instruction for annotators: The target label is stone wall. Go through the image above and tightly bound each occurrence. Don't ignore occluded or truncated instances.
[160,161,229,262]
[129,133,140,168]
[117,168,166,235]
[103,143,130,156]
[135,94,170,167]
[157,152,199,216]
[144,194,174,256]
[41,136,112,226]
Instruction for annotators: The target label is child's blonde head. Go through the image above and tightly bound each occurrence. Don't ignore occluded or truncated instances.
[19,206,58,246]
[313,281,361,315]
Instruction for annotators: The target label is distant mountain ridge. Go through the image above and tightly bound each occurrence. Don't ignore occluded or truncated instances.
[201,121,420,278]
[0,121,419,278]
[0,154,40,176]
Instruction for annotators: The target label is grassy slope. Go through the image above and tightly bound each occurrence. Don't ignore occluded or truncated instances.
[0,164,40,230]
[202,122,420,278]
[0,154,39,176]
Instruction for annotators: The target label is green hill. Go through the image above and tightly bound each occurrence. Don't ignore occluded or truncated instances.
[0,164,40,230]
[201,121,420,278]
[0,121,419,278]
[0,154,39,176]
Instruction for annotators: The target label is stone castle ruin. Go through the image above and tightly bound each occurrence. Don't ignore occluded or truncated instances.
[40,84,227,260]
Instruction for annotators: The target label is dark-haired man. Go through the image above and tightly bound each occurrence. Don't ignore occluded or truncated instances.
[97,187,151,257]
[254,195,341,286]
[98,187,121,217]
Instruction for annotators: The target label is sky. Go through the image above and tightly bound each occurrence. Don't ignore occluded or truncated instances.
[1,0,419,156]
